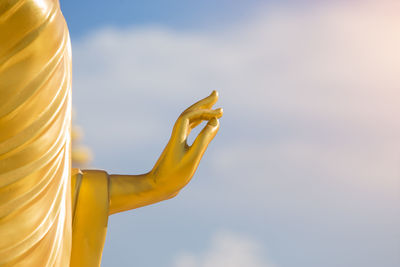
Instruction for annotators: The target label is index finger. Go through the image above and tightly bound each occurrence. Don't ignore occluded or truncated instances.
[183,90,219,113]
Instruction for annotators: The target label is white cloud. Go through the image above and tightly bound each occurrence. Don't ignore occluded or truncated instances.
[72,1,400,266]
[173,232,275,267]
[72,0,400,150]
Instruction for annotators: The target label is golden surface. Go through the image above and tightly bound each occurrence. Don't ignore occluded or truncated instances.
[0,0,222,266]
[0,0,72,266]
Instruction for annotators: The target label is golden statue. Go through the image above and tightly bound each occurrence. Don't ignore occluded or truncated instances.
[0,1,223,266]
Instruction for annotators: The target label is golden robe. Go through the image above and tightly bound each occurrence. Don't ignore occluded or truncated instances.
[0,1,109,266]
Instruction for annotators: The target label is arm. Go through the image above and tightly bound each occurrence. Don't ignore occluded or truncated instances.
[108,91,223,215]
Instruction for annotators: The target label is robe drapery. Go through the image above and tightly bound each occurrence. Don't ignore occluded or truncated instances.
[0,1,109,266]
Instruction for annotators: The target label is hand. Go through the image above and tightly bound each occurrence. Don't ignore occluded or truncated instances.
[108,91,222,214]
[150,90,223,195]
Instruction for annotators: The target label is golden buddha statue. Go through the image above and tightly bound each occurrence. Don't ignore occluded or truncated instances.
[0,1,223,266]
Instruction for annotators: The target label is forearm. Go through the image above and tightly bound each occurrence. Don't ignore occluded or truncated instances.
[108,172,180,215]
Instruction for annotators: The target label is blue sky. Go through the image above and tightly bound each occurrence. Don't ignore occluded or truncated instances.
[65,1,400,266]
[61,0,272,38]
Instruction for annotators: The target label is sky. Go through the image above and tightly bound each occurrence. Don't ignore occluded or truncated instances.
[62,1,400,266]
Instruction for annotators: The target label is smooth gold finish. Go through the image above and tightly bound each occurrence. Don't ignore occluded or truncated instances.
[0,0,72,266]
[0,0,222,266]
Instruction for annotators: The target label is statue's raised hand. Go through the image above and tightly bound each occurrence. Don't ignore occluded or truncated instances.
[108,91,222,214]
[150,90,223,195]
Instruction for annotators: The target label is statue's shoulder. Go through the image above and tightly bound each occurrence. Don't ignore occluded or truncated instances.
[0,0,66,53]
[0,0,61,31]
[0,0,59,18]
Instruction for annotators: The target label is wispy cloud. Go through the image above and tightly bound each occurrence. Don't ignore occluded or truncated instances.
[72,1,400,266]
[173,231,275,267]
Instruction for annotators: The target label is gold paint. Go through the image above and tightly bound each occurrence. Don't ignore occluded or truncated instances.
[0,0,222,266]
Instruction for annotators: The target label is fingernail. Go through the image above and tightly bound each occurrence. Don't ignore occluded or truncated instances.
[211,90,218,97]
[209,117,218,126]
